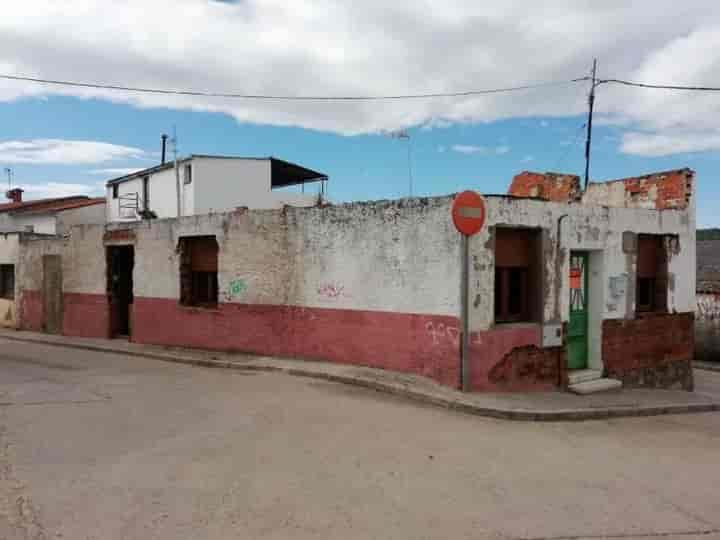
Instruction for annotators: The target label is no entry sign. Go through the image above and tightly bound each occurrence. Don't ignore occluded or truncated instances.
[452,190,486,236]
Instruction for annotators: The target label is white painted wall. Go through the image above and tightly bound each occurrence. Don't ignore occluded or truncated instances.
[193,157,270,214]
[0,233,20,265]
[56,204,106,234]
[106,157,318,222]
[193,157,316,213]
[107,166,193,221]
[0,233,20,328]
[468,197,696,334]
[9,214,57,234]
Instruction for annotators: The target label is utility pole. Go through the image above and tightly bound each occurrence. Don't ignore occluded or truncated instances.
[584,58,598,190]
[172,126,181,217]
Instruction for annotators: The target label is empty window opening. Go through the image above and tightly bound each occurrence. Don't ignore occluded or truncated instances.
[0,265,15,300]
[494,228,541,324]
[179,236,219,307]
[636,234,668,313]
[184,164,192,185]
[112,184,119,199]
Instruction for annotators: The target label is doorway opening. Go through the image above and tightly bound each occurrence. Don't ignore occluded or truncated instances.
[568,251,589,369]
[107,245,134,338]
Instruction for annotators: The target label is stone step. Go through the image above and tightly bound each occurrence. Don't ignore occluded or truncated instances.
[569,378,623,395]
[567,369,603,386]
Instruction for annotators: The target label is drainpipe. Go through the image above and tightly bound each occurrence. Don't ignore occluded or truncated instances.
[556,213,569,387]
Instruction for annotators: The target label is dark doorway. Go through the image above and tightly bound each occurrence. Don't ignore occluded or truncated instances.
[42,255,63,334]
[107,246,134,338]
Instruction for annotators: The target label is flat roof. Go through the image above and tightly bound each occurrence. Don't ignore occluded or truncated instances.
[105,155,328,188]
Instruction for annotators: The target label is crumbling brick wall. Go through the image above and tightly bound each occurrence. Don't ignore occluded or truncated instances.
[602,313,694,390]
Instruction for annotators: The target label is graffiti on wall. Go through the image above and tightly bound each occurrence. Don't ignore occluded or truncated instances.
[425,321,482,348]
[697,293,720,321]
[317,282,348,299]
[223,278,248,302]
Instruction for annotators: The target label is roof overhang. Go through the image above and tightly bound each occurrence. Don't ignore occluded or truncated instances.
[270,158,328,188]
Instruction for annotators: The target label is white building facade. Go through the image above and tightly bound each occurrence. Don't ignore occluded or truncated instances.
[106,155,328,222]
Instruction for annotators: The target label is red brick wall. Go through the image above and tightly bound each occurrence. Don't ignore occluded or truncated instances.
[603,312,694,390]
[508,172,581,203]
[620,170,692,210]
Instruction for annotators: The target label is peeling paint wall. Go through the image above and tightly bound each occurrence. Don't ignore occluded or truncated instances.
[0,233,19,328]
[13,187,696,392]
[467,196,695,333]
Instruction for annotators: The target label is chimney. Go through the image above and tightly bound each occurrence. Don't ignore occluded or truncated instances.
[5,188,23,203]
[161,134,168,165]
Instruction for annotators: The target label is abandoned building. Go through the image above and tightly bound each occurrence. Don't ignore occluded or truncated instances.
[1,168,696,393]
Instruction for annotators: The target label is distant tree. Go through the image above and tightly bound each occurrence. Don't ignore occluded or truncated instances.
[698,229,720,241]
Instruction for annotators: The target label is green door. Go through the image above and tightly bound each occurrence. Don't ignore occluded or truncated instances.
[567,252,589,369]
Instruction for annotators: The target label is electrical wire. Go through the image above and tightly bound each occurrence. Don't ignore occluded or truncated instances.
[598,79,720,92]
[0,73,589,101]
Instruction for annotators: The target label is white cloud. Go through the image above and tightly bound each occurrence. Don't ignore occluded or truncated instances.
[19,181,104,199]
[89,167,144,177]
[0,139,146,164]
[421,118,454,131]
[452,144,487,154]
[452,144,510,155]
[0,1,718,150]
[621,131,720,156]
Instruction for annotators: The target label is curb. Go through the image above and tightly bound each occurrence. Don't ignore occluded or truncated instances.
[2,332,719,422]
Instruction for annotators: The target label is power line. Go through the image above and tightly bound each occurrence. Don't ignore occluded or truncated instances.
[598,79,720,92]
[0,73,589,101]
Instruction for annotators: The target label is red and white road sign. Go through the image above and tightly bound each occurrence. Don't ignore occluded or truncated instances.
[451,190,486,236]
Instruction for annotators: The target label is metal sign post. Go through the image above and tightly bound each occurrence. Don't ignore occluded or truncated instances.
[460,233,470,391]
[451,191,486,392]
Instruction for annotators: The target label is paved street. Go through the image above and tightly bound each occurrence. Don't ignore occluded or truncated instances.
[1,338,720,540]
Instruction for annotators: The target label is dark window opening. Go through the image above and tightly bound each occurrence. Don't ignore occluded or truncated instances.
[184,164,192,185]
[112,184,119,199]
[0,265,15,300]
[494,228,540,324]
[142,176,150,211]
[179,236,219,307]
[636,235,668,313]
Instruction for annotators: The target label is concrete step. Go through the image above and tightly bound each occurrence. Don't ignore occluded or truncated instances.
[569,378,623,395]
[568,369,603,386]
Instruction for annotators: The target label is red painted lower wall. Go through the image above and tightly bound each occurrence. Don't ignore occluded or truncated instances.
[62,293,110,339]
[131,297,463,388]
[17,290,564,392]
[469,324,563,392]
[20,290,43,332]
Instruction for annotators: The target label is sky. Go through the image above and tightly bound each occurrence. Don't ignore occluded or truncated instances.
[0,1,718,226]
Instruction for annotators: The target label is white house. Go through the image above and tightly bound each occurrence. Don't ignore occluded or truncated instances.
[106,155,328,222]
[0,189,106,235]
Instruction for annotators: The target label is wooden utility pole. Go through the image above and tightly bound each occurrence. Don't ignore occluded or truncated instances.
[584,59,598,190]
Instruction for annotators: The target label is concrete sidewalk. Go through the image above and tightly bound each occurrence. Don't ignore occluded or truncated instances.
[1,328,718,421]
